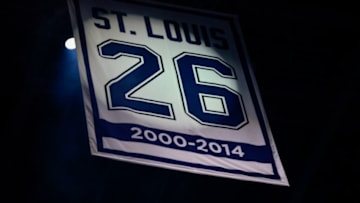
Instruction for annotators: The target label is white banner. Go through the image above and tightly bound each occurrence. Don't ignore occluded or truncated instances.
[67,0,289,186]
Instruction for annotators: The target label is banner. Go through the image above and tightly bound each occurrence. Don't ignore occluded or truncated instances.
[67,0,289,186]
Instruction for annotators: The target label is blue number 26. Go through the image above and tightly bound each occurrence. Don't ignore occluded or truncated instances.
[98,40,247,129]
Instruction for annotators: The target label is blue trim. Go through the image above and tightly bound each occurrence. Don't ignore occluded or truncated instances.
[74,0,103,147]
[228,19,280,178]
[101,147,277,179]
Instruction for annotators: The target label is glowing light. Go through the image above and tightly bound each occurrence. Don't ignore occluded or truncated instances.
[65,37,76,50]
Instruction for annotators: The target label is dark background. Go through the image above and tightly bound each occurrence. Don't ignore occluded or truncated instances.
[4,0,359,202]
